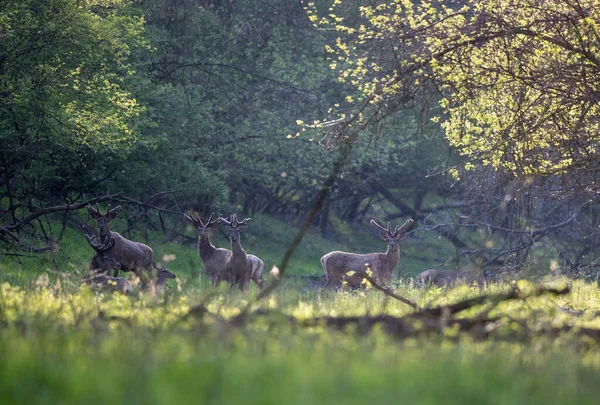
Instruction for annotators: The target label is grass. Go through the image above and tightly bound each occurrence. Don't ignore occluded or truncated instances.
[1,274,600,404]
[2,218,600,404]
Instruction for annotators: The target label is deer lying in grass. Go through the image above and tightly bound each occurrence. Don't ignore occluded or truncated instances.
[185,212,264,288]
[86,204,161,285]
[87,234,118,274]
[81,265,175,295]
[321,218,414,289]
[416,268,485,287]
[144,264,176,295]
[220,214,254,289]
[81,272,135,294]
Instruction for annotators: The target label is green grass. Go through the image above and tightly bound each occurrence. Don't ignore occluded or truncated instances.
[1,275,600,404]
[2,217,599,404]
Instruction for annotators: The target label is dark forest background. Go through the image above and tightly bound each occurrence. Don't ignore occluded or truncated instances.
[1,0,599,279]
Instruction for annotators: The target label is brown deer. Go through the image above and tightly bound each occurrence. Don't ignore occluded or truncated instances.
[219,214,253,289]
[321,218,414,289]
[86,203,160,284]
[184,212,230,285]
[86,234,118,274]
[81,272,135,295]
[416,268,485,287]
[144,264,177,295]
[185,212,264,288]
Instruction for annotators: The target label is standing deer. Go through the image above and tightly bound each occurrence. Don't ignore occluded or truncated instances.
[219,214,253,289]
[321,218,414,289]
[86,203,160,284]
[184,212,230,285]
[185,212,264,288]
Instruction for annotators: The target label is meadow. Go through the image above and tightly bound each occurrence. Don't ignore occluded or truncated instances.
[2,217,600,405]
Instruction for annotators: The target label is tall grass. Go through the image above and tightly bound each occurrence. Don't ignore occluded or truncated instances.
[2,217,598,404]
[1,276,600,404]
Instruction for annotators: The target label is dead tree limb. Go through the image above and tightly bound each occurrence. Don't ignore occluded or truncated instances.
[359,272,420,310]
[0,193,123,234]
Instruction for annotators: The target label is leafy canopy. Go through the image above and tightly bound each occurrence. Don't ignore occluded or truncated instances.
[311,0,600,176]
[0,0,147,153]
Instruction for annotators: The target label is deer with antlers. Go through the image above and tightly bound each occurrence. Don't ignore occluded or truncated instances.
[219,213,255,290]
[184,212,231,285]
[185,212,264,288]
[320,218,414,289]
[86,203,161,285]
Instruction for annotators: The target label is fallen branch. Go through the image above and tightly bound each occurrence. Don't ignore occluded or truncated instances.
[359,272,420,310]
[415,285,570,318]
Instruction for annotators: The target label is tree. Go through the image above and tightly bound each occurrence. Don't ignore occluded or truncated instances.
[313,0,600,182]
[0,0,147,249]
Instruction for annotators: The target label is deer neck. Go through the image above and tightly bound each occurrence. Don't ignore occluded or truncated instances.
[231,237,245,256]
[198,236,216,260]
[385,244,400,268]
[99,228,112,239]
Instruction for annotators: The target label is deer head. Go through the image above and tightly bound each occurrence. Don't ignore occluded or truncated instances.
[370,218,414,252]
[85,233,116,253]
[219,214,251,242]
[184,212,221,240]
[86,203,121,238]
[156,264,176,281]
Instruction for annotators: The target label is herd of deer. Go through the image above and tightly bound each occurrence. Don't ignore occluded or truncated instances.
[82,204,483,295]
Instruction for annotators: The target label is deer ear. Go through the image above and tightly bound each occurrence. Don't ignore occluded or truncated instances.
[380,232,389,241]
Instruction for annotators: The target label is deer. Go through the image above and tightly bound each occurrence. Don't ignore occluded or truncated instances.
[184,212,230,285]
[321,218,414,289]
[185,212,264,288]
[416,268,486,288]
[81,272,135,295]
[86,203,161,285]
[143,264,177,295]
[86,234,118,274]
[219,213,254,290]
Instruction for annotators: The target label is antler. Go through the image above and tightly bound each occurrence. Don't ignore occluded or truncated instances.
[85,234,115,252]
[105,204,121,216]
[86,203,102,216]
[371,218,414,236]
[184,212,220,228]
[221,214,252,227]
[370,219,392,234]
[86,203,121,218]
[394,219,414,235]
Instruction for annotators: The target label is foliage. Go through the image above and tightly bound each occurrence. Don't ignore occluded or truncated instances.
[315,0,600,178]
